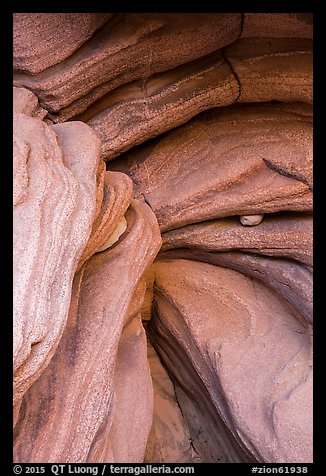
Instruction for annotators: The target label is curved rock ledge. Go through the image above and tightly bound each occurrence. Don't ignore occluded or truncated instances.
[158,249,312,326]
[14,201,161,462]
[13,13,313,464]
[112,103,312,231]
[161,212,312,267]
[82,38,311,161]
[14,13,242,118]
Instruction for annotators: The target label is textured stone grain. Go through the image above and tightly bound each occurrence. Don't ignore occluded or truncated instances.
[13,13,113,74]
[82,52,238,160]
[14,201,161,462]
[77,171,133,269]
[14,13,241,120]
[161,212,312,267]
[227,38,312,104]
[112,103,312,231]
[13,105,101,406]
[12,12,313,465]
[149,259,312,462]
[79,39,312,160]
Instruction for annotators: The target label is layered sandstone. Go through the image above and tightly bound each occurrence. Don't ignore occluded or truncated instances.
[148,259,312,463]
[14,202,161,462]
[13,88,101,411]
[13,13,313,465]
[112,103,312,231]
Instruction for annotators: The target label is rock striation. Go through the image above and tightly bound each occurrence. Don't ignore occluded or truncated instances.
[13,12,313,464]
[112,103,312,231]
[14,202,161,462]
[13,88,101,412]
[148,259,312,463]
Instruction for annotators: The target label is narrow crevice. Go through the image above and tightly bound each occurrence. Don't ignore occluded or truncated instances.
[221,48,241,102]
[169,377,202,461]
[147,302,256,462]
[142,193,155,213]
[262,157,312,189]
[145,325,201,462]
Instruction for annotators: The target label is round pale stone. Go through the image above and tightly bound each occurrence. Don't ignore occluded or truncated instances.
[240,214,264,226]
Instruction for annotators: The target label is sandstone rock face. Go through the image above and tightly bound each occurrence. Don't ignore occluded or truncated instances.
[13,87,47,119]
[161,213,312,266]
[13,13,113,74]
[145,343,197,463]
[13,13,313,464]
[160,212,312,325]
[14,202,161,462]
[148,259,312,463]
[77,171,133,269]
[226,39,312,104]
[13,89,101,408]
[112,103,312,231]
[82,38,312,161]
[13,13,242,121]
[160,249,312,327]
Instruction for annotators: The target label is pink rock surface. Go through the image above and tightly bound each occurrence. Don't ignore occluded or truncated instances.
[13,13,241,120]
[13,13,113,74]
[82,52,239,160]
[77,171,133,270]
[149,259,313,462]
[79,37,311,161]
[112,103,312,231]
[13,87,47,119]
[144,342,196,463]
[159,249,312,326]
[12,13,313,465]
[162,212,312,268]
[91,312,153,462]
[160,211,313,324]
[14,201,161,462]
[13,98,101,406]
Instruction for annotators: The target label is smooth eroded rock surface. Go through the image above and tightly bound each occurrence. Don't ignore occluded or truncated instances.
[13,12,313,465]
[13,87,47,119]
[14,201,162,462]
[158,249,312,326]
[13,94,101,407]
[148,259,312,463]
